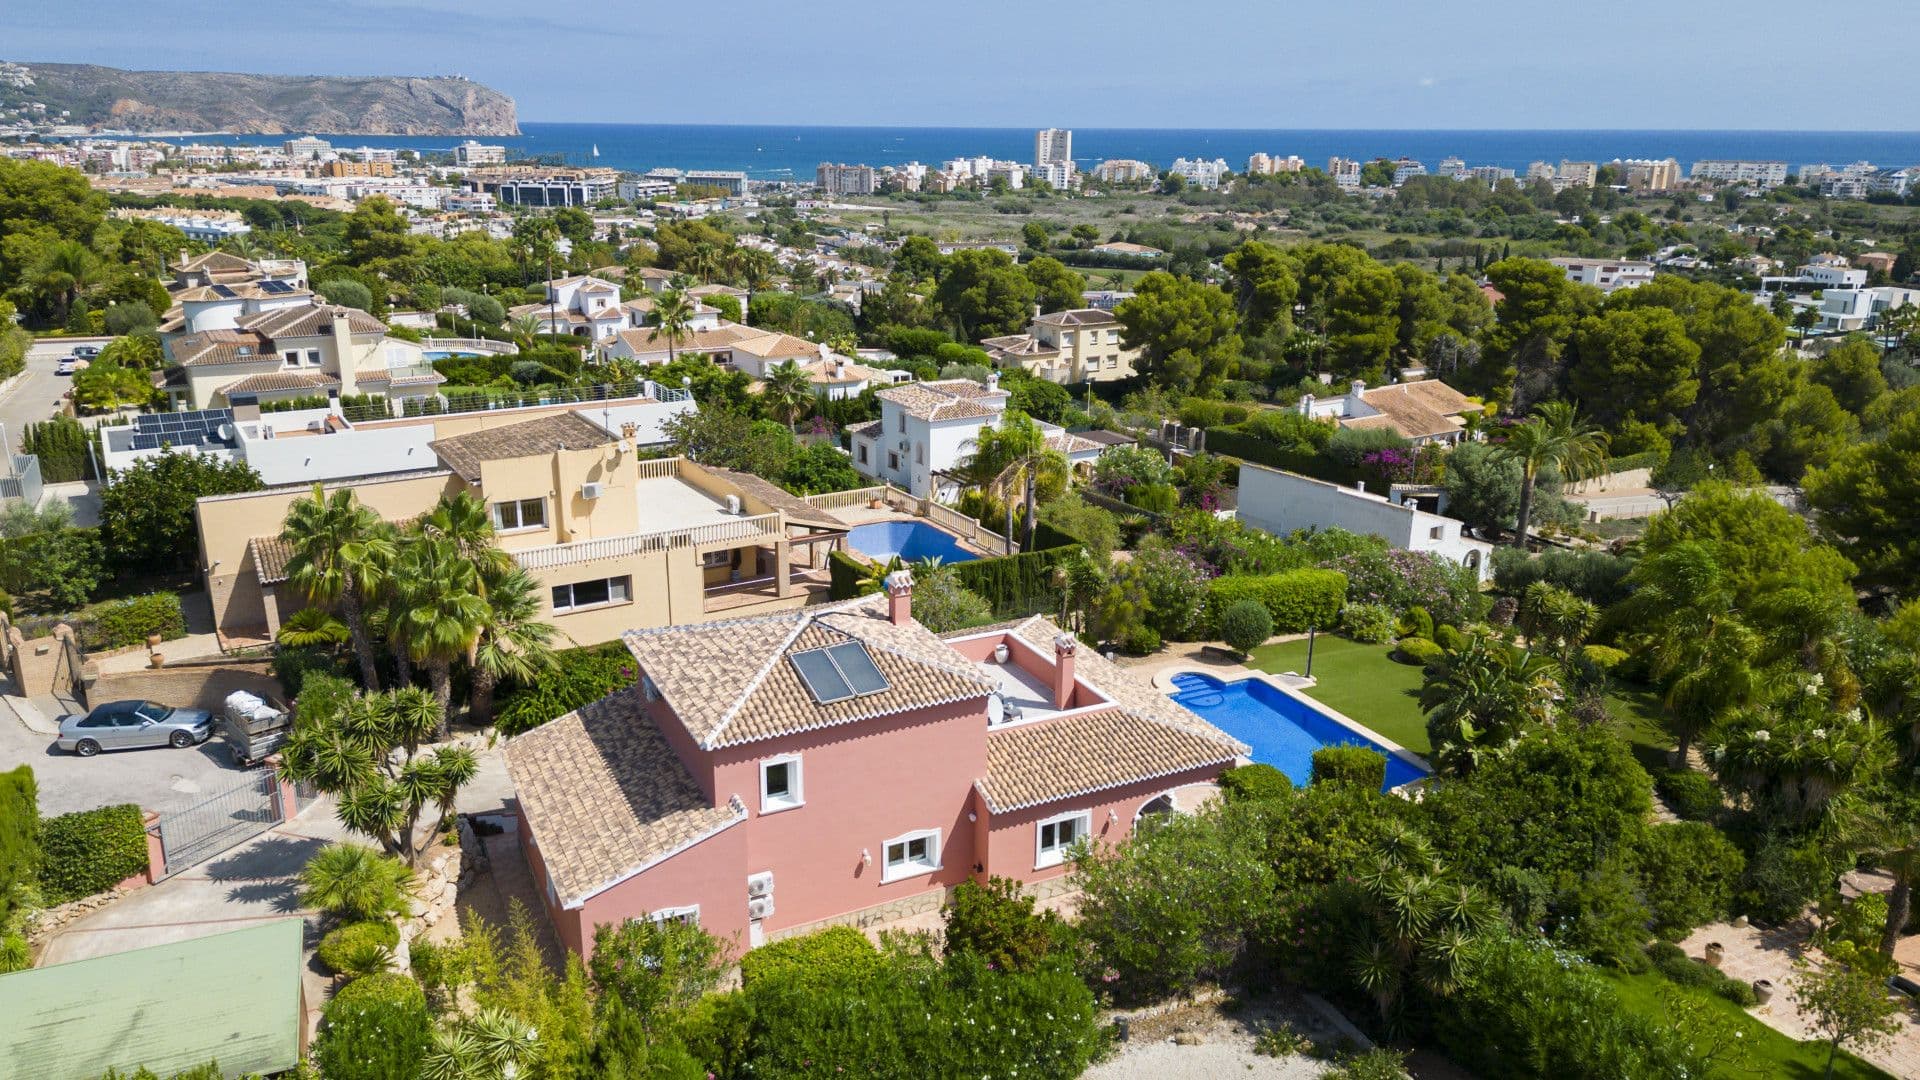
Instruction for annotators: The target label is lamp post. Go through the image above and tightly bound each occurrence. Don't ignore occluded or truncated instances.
[1304,624,1317,680]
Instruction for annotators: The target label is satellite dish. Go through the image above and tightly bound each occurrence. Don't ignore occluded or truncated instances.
[986,693,1005,727]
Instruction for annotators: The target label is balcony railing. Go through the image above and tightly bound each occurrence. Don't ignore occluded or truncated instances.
[802,486,887,510]
[512,512,781,571]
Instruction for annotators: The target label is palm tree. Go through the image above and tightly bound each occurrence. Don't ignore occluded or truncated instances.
[509,314,543,350]
[1493,401,1609,548]
[1516,581,1598,662]
[281,484,396,690]
[762,359,815,432]
[275,607,349,650]
[393,536,488,729]
[963,409,1069,552]
[1618,542,1761,764]
[428,745,480,836]
[298,841,414,921]
[468,567,561,728]
[652,288,696,366]
[1345,824,1498,1025]
[36,239,98,323]
[418,492,512,581]
[1420,635,1561,776]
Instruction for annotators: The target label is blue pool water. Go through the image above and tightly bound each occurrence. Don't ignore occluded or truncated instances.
[422,350,481,361]
[846,521,979,565]
[1170,672,1428,791]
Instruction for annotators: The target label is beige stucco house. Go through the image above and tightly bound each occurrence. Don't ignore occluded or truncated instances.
[981,307,1138,384]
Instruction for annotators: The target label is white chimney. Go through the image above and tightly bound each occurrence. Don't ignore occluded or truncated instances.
[986,372,1000,394]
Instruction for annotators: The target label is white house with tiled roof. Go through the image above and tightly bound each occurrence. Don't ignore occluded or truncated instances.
[504,581,1244,959]
[1297,379,1482,446]
[849,377,1102,500]
[507,275,722,345]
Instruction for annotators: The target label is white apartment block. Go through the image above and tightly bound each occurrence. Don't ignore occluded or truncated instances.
[454,141,507,166]
[1327,157,1363,189]
[816,162,876,196]
[1690,159,1788,187]
[1392,159,1427,185]
[1170,157,1230,189]
[468,168,619,207]
[283,136,333,161]
[986,162,1028,189]
[1551,257,1655,292]
[1034,128,1072,169]
[1035,162,1076,190]
[1815,286,1920,333]
[1092,159,1155,184]
[1616,158,1681,191]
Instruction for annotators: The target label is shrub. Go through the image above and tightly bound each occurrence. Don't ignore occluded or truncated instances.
[1339,601,1396,644]
[943,876,1067,974]
[0,932,26,974]
[1242,408,1334,453]
[1581,644,1629,671]
[1311,745,1387,789]
[495,641,636,734]
[80,592,186,651]
[1121,624,1162,654]
[1740,832,1839,925]
[590,915,728,1020]
[1204,568,1347,634]
[1177,398,1227,429]
[1325,1048,1411,1080]
[0,766,37,926]
[273,645,341,697]
[314,972,431,1080]
[1397,605,1434,640]
[1328,547,1485,626]
[1218,763,1293,803]
[1491,546,1636,605]
[316,920,398,977]
[299,842,413,921]
[1393,636,1443,664]
[316,278,374,312]
[738,926,882,994]
[1434,623,1466,652]
[1219,599,1273,654]
[38,804,147,903]
[1123,481,1179,514]
[1639,822,1745,934]
[1654,769,1722,822]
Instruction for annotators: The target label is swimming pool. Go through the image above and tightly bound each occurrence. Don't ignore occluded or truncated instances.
[422,350,481,361]
[1169,671,1428,791]
[846,521,979,564]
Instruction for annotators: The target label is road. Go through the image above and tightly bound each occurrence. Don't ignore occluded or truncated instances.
[0,701,255,816]
[1,336,113,454]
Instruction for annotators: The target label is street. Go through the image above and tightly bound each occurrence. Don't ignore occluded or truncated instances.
[1,336,112,453]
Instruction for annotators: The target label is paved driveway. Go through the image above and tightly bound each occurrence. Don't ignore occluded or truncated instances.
[1,337,113,451]
[0,703,256,816]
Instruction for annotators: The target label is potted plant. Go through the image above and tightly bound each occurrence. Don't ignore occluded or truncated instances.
[1704,942,1725,968]
[1753,978,1774,1004]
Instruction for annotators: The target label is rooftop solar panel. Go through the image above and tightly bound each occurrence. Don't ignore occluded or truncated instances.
[791,648,853,704]
[826,642,889,696]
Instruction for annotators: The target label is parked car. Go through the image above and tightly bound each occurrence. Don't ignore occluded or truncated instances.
[71,344,100,359]
[57,700,213,757]
[55,357,78,375]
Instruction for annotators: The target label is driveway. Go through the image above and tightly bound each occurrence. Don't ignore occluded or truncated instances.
[37,800,346,966]
[1,337,112,451]
[0,701,257,816]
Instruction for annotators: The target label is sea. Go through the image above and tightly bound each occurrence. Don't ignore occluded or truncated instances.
[143,123,1920,180]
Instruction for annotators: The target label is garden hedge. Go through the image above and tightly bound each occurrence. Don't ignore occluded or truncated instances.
[1203,568,1347,634]
[79,592,186,651]
[315,972,432,1080]
[953,545,1078,616]
[827,548,867,600]
[1203,428,1363,486]
[1218,763,1292,803]
[1310,745,1387,790]
[0,766,39,922]
[738,926,882,994]
[39,803,147,903]
[495,641,636,735]
[317,919,400,976]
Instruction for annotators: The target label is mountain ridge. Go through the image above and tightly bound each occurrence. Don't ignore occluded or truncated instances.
[1,61,519,136]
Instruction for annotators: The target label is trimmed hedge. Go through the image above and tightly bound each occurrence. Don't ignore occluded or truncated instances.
[0,766,38,923]
[1204,428,1363,486]
[1219,763,1292,803]
[317,919,400,976]
[1655,769,1722,822]
[39,804,147,903]
[738,926,882,994]
[1204,568,1347,634]
[1393,637,1443,664]
[828,548,867,600]
[1219,599,1273,654]
[1310,745,1387,790]
[953,545,1078,616]
[78,592,186,651]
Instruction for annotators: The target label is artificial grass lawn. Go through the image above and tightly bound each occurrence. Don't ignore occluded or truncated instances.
[1247,635,1431,753]
[1603,969,1893,1080]
[1246,635,1684,764]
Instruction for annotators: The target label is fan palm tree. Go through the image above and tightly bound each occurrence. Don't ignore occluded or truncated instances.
[298,841,414,921]
[418,492,512,582]
[963,409,1069,552]
[393,536,488,729]
[509,313,543,350]
[276,607,349,649]
[761,359,816,432]
[468,567,561,728]
[652,288,696,365]
[1493,401,1609,547]
[1618,542,1762,764]
[36,239,98,323]
[281,484,396,690]
[1420,635,1561,776]
[1836,801,1920,958]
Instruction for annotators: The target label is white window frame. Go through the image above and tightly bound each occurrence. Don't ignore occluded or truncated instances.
[881,828,941,883]
[551,575,632,613]
[1035,810,1091,869]
[645,905,700,926]
[281,350,301,369]
[759,754,804,814]
[305,348,323,368]
[491,497,547,533]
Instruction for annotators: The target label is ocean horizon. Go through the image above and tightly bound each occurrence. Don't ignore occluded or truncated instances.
[145,123,1920,180]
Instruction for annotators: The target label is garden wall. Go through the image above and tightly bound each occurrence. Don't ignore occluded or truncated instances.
[89,655,281,714]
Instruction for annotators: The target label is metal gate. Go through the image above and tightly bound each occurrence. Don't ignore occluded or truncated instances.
[156,771,284,877]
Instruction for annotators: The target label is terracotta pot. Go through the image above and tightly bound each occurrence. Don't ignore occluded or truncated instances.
[148,653,165,669]
[869,498,885,509]
[146,633,163,648]
[1704,942,1725,968]
[1753,979,1774,1005]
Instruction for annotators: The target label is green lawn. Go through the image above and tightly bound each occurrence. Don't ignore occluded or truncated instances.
[1603,970,1894,1080]
[1245,635,1684,765]
[1246,636,1431,752]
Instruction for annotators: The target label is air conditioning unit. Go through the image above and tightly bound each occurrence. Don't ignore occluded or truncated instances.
[725,493,743,515]
[747,896,774,920]
[580,482,604,500]
[746,871,774,899]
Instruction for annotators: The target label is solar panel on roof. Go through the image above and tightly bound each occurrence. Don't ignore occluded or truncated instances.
[826,642,888,696]
[130,434,161,451]
[791,648,853,704]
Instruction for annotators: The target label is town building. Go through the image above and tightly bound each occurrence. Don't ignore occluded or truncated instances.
[1295,379,1481,446]
[816,162,876,196]
[1034,162,1076,190]
[684,170,748,196]
[1810,285,1920,333]
[980,307,1139,384]
[1464,165,1517,184]
[846,377,1103,500]
[504,274,705,344]
[1550,256,1656,293]
[1237,463,1492,581]
[1616,158,1681,192]
[1327,157,1363,189]
[505,584,1245,959]
[1759,254,1869,294]
[618,177,676,201]
[1034,128,1072,171]
[454,141,508,167]
[319,159,396,178]
[1246,153,1305,175]
[113,208,251,244]
[1090,159,1155,184]
[1391,158,1427,185]
[189,405,858,647]
[1169,157,1230,190]
[1690,160,1788,188]
[468,167,620,207]
[282,136,332,161]
[158,301,441,412]
[1556,160,1598,187]
[1436,156,1467,180]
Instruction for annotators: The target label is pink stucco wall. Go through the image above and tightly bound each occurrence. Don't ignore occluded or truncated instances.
[706,697,988,937]
[982,770,1226,886]
[945,630,1104,709]
[573,819,752,964]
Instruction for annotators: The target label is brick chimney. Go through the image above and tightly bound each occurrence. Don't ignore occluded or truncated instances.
[884,569,914,626]
[1053,633,1077,709]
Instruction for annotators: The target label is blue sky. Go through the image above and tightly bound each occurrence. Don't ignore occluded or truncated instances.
[12,1,1920,129]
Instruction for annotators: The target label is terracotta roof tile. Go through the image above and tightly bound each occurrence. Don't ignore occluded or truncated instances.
[1031,308,1119,328]
[505,690,746,907]
[173,329,274,368]
[429,411,613,481]
[220,371,340,395]
[875,380,1006,421]
[1346,380,1477,440]
[980,707,1242,812]
[250,536,294,585]
[236,304,385,340]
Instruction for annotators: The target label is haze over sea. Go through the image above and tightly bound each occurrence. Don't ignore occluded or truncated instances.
[162,123,1920,179]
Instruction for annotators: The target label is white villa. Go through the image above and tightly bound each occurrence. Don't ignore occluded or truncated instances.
[1298,380,1482,446]
[1237,463,1493,582]
[507,275,720,345]
[847,376,1103,500]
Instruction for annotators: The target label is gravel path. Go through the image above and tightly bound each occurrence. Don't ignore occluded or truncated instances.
[1084,1039,1330,1079]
